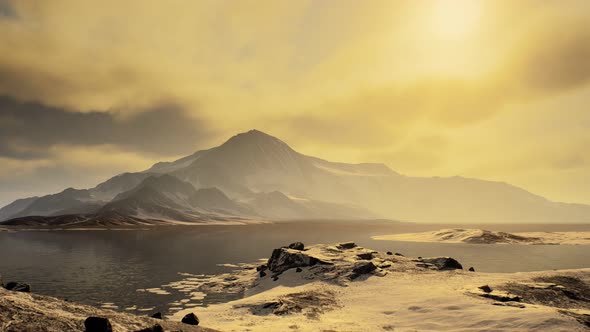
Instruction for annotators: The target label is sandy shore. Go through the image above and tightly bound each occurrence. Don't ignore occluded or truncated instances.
[373,229,590,245]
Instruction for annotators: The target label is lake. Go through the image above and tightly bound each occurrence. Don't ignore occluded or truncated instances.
[1,221,589,316]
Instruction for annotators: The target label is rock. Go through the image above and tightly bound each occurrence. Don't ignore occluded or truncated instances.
[356,252,373,260]
[420,257,463,270]
[481,292,521,302]
[478,285,492,293]
[84,317,112,332]
[181,312,199,325]
[395,253,404,257]
[136,324,164,332]
[296,267,303,273]
[350,261,377,280]
[259,271,267,277]
[386,251,393,255]
[288,242,305,250]
[469,267,475,272]
[336,242,357,249]
[4,281,31,292]
[150,312,162,319]
[267,247,331,274]
[272,276,279,281]
[256,264,267,272]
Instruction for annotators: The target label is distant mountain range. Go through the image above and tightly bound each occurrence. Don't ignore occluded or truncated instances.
[1,129,589,226]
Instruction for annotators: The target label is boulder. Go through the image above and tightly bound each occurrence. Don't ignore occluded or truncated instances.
[295,267,303,273]
[336,242,357,250]
[181,312,199,325]
[356,252,373,260]
[84,317,112,332]
[259,271,267,278]
[288,242,305,250]
[478,285,493,293]
[150,312,162,319]
[386,251,393,255]
[256,264,267,272]
[136,324,164,332]
[395,253,404,257]
[468,267,475,272]
[420,257,463,270]
[267,247,331,274]
[350,261,377,280]
[481,292,521,302]
[5,281,31,292]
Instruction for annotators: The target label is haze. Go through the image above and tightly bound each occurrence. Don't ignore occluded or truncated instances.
[1,0,590,207]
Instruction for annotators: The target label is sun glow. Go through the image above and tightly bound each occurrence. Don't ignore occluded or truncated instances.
[428,0,483,42]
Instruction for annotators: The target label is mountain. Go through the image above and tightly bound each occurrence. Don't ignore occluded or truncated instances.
[0,197,39,221]
[8,188,101,219]
[1,129,590,225]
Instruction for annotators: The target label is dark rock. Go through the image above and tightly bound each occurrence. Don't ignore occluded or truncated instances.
[356,252,373,260]
[336,242,357,249]
[4,281,31,292]
[259,271,267,278]
[469,267,475,272]
[136,324,164,332]
[84,317,112,332]
[267,247,331,274]
[420,257,463,270]
[272,276,279,281]
[479,285,492,293]
[395,253,404,257]
[296,267,303,273]
[350,261,377,280]
[417,256,422,259]
[181,313,199,326]
[256,264,268,272]
[481,293,521,302]
[150,312,162,319]
[386,251,393,255]
[288,242,305,250]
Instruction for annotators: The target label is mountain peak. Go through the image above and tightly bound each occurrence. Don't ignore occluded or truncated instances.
[223,129,283,145]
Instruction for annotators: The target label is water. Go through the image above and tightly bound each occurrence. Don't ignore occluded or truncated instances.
[0,221,588,315]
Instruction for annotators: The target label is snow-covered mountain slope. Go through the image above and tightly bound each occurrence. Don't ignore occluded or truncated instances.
[2,129,590,224]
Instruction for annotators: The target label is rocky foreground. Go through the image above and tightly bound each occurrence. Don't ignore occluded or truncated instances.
[0,282,217,332]
[2,241,589,331]
[170,242,589,331]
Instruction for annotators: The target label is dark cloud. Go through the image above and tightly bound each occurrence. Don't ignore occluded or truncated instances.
[0,0,17,19]
[0,95,213,159]
[509,24,590,93]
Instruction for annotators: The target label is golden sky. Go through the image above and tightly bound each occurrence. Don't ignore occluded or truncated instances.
[0,0,589,205]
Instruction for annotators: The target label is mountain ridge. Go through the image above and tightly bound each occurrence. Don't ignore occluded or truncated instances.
[1,129,589,225]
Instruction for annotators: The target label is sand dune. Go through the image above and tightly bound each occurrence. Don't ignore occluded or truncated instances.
[373,229,590,245]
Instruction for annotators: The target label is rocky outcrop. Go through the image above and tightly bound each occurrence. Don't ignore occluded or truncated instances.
[261,242,464,285]
[419,257,463,270]
[267,245,332,274]
[350,262,377,280]
[4,281,31,292]
[288,242,305,250]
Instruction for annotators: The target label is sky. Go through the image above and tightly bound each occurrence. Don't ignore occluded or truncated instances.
[0,0,589,207]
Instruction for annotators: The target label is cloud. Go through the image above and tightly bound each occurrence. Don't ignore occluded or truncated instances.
[0,96,214,159]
